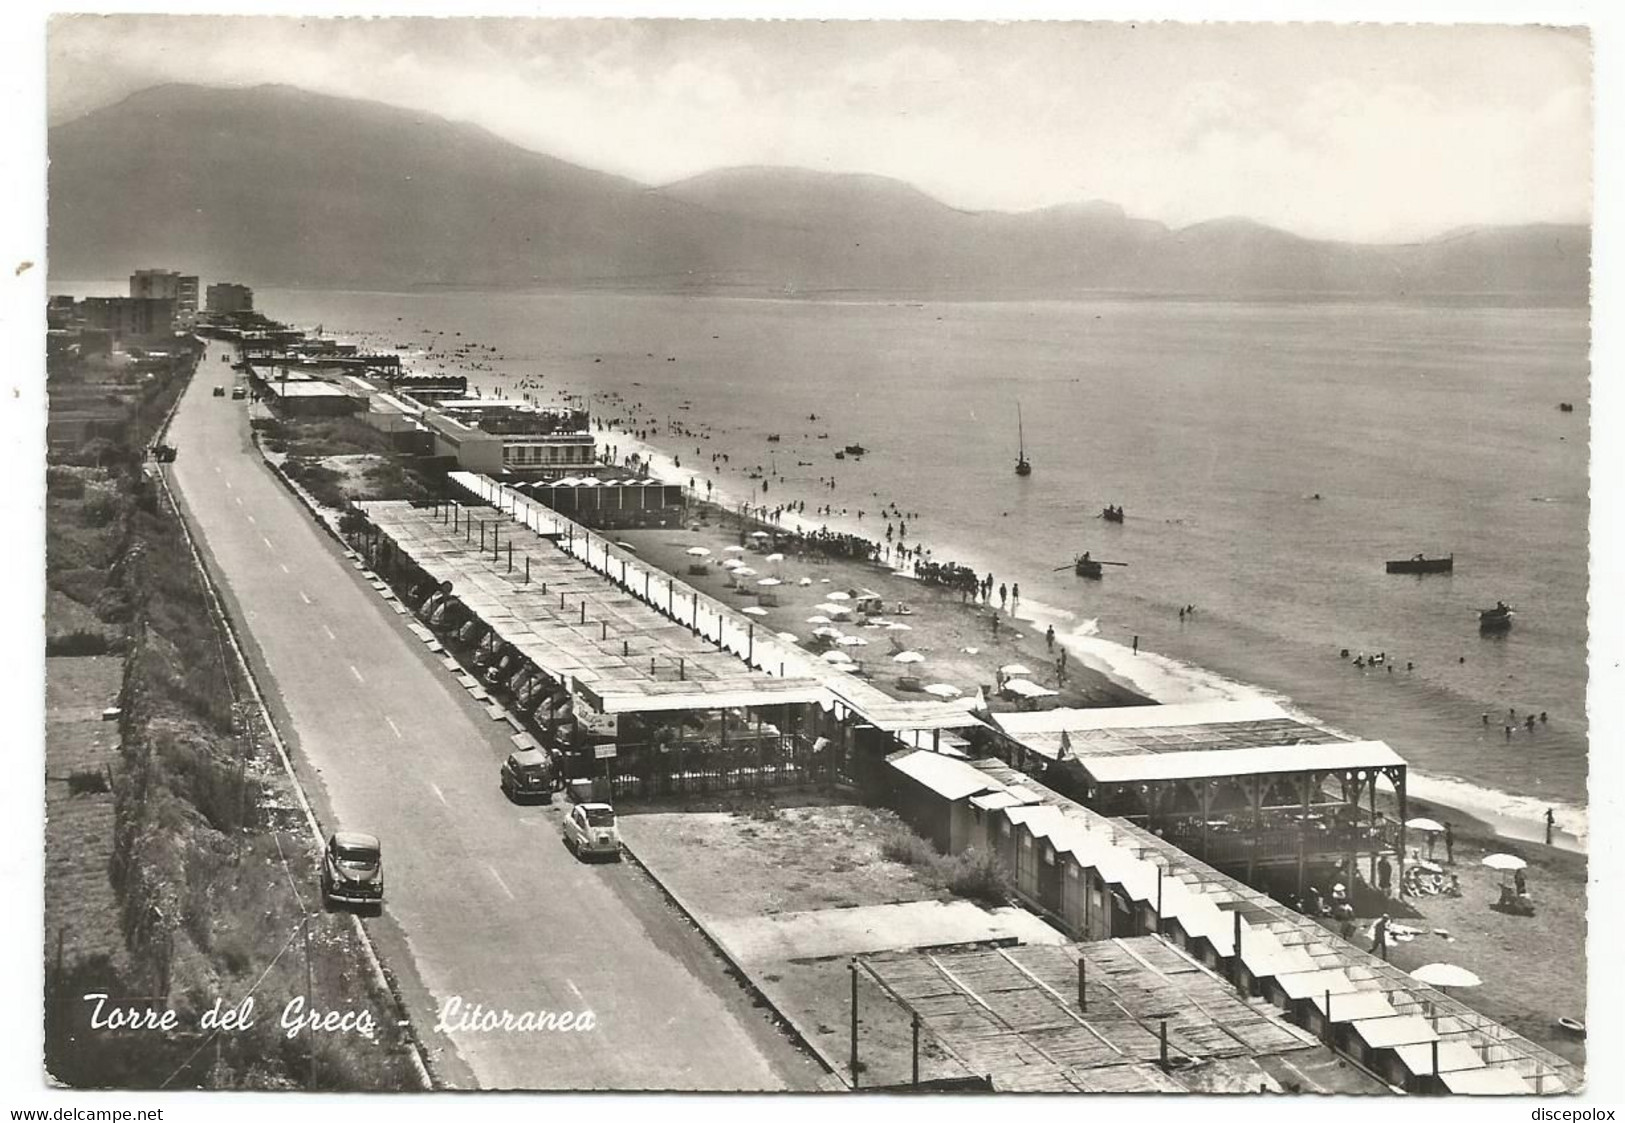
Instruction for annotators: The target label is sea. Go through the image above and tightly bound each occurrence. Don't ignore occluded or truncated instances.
[58,283,1593,849]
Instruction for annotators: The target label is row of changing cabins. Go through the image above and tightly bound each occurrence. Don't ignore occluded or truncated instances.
[428,471,1575,1096]
[883,748,1576,1094]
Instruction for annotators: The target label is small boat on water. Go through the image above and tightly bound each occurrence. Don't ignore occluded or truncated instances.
[1387,553,1454,575]
[1101,505,1124,523]
[766,433,781,442]
[1075,554,1102,579]
[843,443,867,456]
[1559,402,1575,413]
[833,451,846,460]
[1015,403,1032,477]
[1479,602,1515,631]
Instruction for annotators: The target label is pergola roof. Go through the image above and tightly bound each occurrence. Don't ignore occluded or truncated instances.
[1079,740,1407,786]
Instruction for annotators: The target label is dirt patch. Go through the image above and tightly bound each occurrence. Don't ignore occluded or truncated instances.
[620,804,947,919]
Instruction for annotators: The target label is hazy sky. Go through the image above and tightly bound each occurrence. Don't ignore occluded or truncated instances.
[47,17,1591,242]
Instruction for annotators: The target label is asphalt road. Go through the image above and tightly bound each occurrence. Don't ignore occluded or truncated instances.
[166,344,822,1090]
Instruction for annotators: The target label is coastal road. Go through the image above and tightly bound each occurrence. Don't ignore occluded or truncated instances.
[165,342,821,1090]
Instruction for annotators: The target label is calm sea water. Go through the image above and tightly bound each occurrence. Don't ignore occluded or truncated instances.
[68,282,1589,838]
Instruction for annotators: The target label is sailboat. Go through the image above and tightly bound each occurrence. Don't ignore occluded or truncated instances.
[1015,403,1032,476]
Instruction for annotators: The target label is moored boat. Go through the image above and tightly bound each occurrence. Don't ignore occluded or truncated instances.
[1101,505,1124,523]
[1387,553,1454,575]
[1479,602,1515,630]
[1015,402,1032,476]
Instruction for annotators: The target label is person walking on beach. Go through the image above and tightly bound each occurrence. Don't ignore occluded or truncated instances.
[1545,807,1556,845]
[1011,583,1020,610]
[1372,914,1391,961]
[1377,853,1393,896]
[1046,625,1055,652]
[1444,822,1455,865]
[1132,634,1139,655]
[998,583,1008,612]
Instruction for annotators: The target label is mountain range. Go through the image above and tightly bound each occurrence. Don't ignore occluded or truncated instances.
[47,83,1591,302]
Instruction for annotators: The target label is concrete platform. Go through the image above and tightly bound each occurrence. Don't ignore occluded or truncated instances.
[708,899,1067,965]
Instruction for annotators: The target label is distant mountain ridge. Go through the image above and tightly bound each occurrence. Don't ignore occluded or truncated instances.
[47,83,1591,302]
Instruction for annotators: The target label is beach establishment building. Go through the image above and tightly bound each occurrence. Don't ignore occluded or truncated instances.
[250,368,363,418]
[877,750,1576,1094]
[984,701,1409,895]
[420,399,597,478]
[351,471,1570,1095]
[507,476,688,530]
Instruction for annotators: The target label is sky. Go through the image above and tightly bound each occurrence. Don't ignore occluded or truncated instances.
[46,16,1592,243]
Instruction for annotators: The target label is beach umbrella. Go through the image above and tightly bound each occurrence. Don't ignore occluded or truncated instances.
[1409,963,1483,991]
[749,530,772,539]
[923,683,962,698]
[734,567,757,577]
[722,558,745,569]
[725,545,747,553]
[837,635,868,647]
[757,578,782,587]
[1406,817,1447,833]
[742,607,768,617]
[813,626,844,639]
[888,622,913,632]
[1000,663,1033,676]
[766,553,786,562]
[798,577,814,586]
[822,650,855,663]
[827,591,852,601]
[1413,859,1443,874]
[806,615,833,624]
[685,546,712,557]
[777,632,799,643]
[1482,853,1526,871]
[893,651,926,664]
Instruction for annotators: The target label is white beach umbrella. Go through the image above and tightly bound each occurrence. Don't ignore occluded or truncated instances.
[742,606,768,616]
[815,603,843,615]
[798,577,814,586]
[734,567,757,577]
[837,635,868,647]
[1000,663,1034,676]
[1409,963,1483,990]
[806,615,833,625]
[827,606,853,618]
[1406,817,1447,833]
[827,591,852,601]
[757,578,782,587]
[923,683,962,698]
[813,626,844,639]
[888,623,913,632]
[777,632,800,643]
[893,651,926,664]
[749,530,772,538]
[725,545,747,553]
[685,546,712,557]
[722,558,745,569]
[822,649,855,663]
[1482,853,1527,871]
[766,553,786,562]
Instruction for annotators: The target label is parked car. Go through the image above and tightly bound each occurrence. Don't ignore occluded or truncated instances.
[231,386,247,400]
[501,747,555,803]
[212,385,226,397]
[321,831,384,909]
[563,803,621,861]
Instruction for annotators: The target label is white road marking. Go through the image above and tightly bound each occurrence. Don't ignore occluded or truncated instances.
[299,591,312,605]
[279,563,289,574]
[566,978,586,1003]
[486,865,516,900]
[247,514,256,524]
[261,535,273,549]
[349,664,365,683]
[224,479,232,489]
[322,624,336,641]
[386,716,403,739]
[213,466,220,474]
[428,781,447,805]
